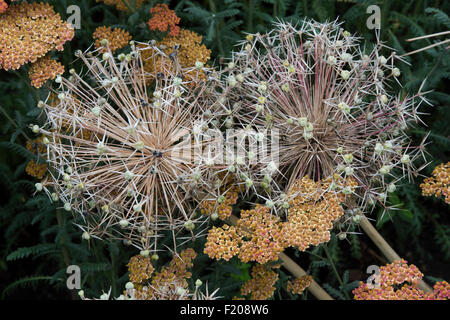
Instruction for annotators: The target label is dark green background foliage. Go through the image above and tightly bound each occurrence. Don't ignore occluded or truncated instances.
[0,0,448,300]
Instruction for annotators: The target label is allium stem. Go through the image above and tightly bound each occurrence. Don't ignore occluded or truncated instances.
[360,215,433,293]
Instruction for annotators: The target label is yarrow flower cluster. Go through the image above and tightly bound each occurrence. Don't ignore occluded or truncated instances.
[93,26,132,53]
[95,0,146,12]
[353,259,450,300]
[287,275,313,295]
[421,162,449,204]
[37,40,224,253]
[81,248,219,300]
[204,176,356,263]
[147,3,180,36]
[28,55,65,88]
[140,29,211,83]
[238,264,279,300]
[0,0,7,14]
[0,2,74,70]
[221,20,428,215]
[26,136,48,179]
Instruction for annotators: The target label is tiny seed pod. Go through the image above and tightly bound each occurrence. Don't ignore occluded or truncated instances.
[140,250,150,257]
[337,232,347,240]
[125,282,134,290]
[119,219,129,228]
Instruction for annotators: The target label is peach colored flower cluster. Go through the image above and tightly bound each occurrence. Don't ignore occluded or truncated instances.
[283,176,357,251]
[0,2,73,70]
[0,0,7,14]
[147,3,180,36]
[96,0,146,12]
[128,248,198,300]
[28,55,65,88]
[140,29,211,83]
[287,275,313,295]
[239,264,279,300]
[93,26,132,53]
[200,185,239,220]
[421,162,449,204]
[25,137,48,180]
[204,176,356,264]
[353,259,449,300]
[127,255,155,284]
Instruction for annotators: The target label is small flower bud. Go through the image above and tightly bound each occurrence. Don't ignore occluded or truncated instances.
[125,282,134,290]
[140,250,150,257]
[337,232,347,240]
[35,183,43,192]
[119,219,129,228]
[82,232,90,240]
[195,61,204,69]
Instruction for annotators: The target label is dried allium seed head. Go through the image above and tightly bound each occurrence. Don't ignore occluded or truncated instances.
[40,43,223,251]
[224,19,428,212]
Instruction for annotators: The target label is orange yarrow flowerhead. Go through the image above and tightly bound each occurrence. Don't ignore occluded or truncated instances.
[287,275,313,295]
[140,29,211,84]
[147,3,180,36]
[204,176,356,264]
[240,264,279,300]
[93,26,132,53]
[29,55,65,88]
[95,0,146,12]
[0,0,7,14]
[353,259,450,300]
[421,162,450,204]
[0,2,74,70]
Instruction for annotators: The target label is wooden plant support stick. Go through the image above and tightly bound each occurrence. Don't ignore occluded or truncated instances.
[229,214,333,300]
[279,252,333,300]
[360,215,433,293]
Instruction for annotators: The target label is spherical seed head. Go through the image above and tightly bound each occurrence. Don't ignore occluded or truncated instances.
[40,44,223,251]
[125,282,134,290]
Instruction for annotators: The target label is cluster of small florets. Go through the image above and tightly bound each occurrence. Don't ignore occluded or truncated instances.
[283,176,357,250]
[0,2,74,70]
[127,255,155,284]
[353,259,449,300]
[204,225,241,261]
[82,248,219,300]
[95,0,146,12]
[221,20,426,214]
[237,205,285,263]
[287,275,313,295]
[93,26,132,53]
[25,137,48,180]
[0,0,7,13]
[204,205,285,264]
[28,55,65,88]
[147,3,180,36]
[140,29,211,83]
[204,176,356,263]
[37,42,223,251]
[238,264,279,300]
[421,162,449,204]
[200,185,239,220]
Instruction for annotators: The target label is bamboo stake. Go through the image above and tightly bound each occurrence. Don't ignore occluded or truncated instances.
[360,215,433,293]
[279,252,333,300]
[229,215,333,300]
